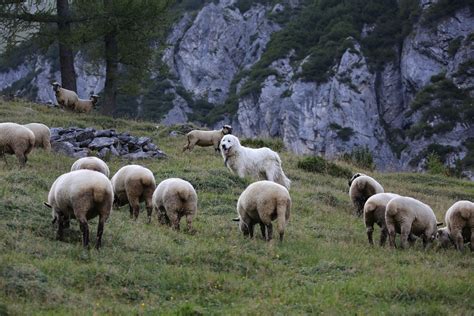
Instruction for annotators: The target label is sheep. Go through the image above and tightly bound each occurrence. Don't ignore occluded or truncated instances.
[152,178,198,232]
[233,180,291,242]
[71,156,110,177]
[363,193,400,246]
[52,82,78,110]
[183,125,232,152]
[385,196,440,249]
[44,169,113,249]
[23,123,51,152]
[111,165,156,222]
[0,122,35,167]
[73,95,100,113]
[348,173,384,216]
[437,200,473,252]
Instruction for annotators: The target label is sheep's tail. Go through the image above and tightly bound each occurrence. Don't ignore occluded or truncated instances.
[276,199,290,241]
[177,187,190,202]
[93,187,107,203]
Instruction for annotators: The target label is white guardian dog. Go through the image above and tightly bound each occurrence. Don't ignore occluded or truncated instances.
[220,135,291,189]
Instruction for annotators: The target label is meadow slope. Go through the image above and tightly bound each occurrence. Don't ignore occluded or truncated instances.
[0,100,473,315]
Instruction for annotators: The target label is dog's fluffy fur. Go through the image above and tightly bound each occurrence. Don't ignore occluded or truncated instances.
[220,135,291,189]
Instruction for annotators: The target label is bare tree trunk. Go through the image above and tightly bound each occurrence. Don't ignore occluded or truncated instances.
[102,0,118,115]
[56,0,77,92]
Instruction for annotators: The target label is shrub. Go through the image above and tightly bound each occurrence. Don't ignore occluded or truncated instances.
[241,138,285,152]
[342,147,375,170]
[426,152,447,175]
[297,156,352,178]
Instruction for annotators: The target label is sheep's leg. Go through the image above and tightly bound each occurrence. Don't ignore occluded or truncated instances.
[400,224,411,249]
[43,139,51,152]
[129,196,140,220]
[169,212,180,230]
[452,229,464,252]
[185,213,195,234]
[96,216,105,250]
[56,214,65,241]
[408,234,417,246]
[145,194,153,224]
[265,223,273,241]
[128,205,134,219]
[387,226,396,248]
[15,151,27,167]
[380,226,388,247]
[248,223,255,239]
[259,223,266,239]
[79,219,90,249]
[470,230,473,252]
[366,226,374,245]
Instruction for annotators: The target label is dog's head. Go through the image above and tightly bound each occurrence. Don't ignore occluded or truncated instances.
[222,125,232,135]
[51,81,61,92]
[220,134,240,156]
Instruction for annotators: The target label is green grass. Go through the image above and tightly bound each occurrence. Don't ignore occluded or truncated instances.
[0,100,473,314]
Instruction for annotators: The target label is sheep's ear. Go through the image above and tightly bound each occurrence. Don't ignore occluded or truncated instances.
[437,222,443,227]
[43,202,52,208]
[232,217,240,222]
[51,217,57,224]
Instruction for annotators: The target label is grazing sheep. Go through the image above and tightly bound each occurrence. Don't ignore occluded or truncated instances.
[111,165,156,222]
[234,180,291,242]
[220,134,291,189]
[71,156,110,177]
[183,125,232,152]
[44,169,113,249]
[364,193,400,246]
[52,82,78,110]
[348,173,384,216]
[73,95,100,113]
[23,123,51,151]
[385,196,440,249]
[0,122,35,167]
[437,200,474,252]
[152,178,198,232]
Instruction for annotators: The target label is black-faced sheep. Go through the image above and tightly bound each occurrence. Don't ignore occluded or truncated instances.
[183,125,232,152]
[234,180,291,242]
[437,200,473,252]
[74,95,100,113]
[348,173,384,216]
[23,123,51,152]
[44,169,113,249]
[52,82,78,110]
[364,193,400,246]
[385,196,440,249]
[152,178,198,232]
[111,165,156,222]
[0,122,35,167]
[71,156,110,177]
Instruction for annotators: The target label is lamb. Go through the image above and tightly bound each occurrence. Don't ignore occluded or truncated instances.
[348,173,384,216]
[23,123,51,151]
[0,122,35,167]
[71,156,110,177]
[52,82,78,110]
[363,193,400,246]
[73,95,100,113]
[233,180,291,242]
[385,196,440,249]
[44,169,113,249]
[111,165,156,222]
[152,178,198,232]
[437,200,473,252]
[183,125,232,152]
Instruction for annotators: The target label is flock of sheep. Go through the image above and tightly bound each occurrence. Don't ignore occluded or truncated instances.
[0,95,472,252]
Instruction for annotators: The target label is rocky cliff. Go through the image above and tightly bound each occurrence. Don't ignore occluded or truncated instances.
[0,0,472,175]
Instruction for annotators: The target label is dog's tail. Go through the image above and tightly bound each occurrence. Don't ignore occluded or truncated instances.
[272,155,291,190]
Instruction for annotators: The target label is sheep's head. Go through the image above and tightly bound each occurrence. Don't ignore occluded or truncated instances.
[220,134,240,156]
[348,173,364,187]
[437,227,453,248]
[222,125,233,135]
[51,82,61,92]
[90,95,100,105]
[232,217,250,236]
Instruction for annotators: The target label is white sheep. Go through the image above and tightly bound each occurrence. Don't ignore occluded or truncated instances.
[111,165,156,222]
[71,156,110,177]
[52,82,78,110]
[348,173,384,216]
[152,178,198,232]
[23,123,51,151]
[0,122,35,167]
[183,125,232,152]
[363,193,400,246]
[73,95,100,113]
[234,180,291,242]
[437,200,473,252]
[44,169,113,249]
[385,196,440,249]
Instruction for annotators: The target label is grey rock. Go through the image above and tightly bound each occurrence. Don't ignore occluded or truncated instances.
[95,129,116,137]
[72,149,89,158]
[97,147,110,159]
[75,129,95,142]
[51,141,75,157]
[88,137,117,150]
[136,137,151,146]
[110,145,120,156]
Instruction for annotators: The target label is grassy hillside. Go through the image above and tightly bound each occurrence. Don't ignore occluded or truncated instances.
[0,100,473,315]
